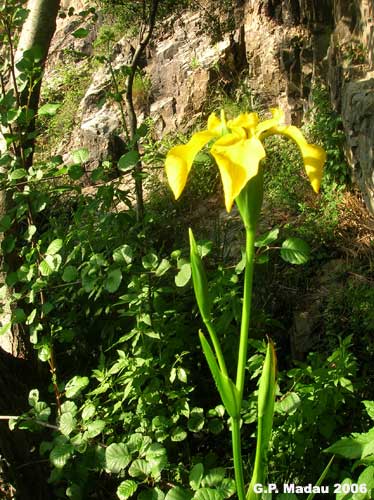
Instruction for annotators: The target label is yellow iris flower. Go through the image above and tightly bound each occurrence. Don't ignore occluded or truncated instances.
[165,108,326,212]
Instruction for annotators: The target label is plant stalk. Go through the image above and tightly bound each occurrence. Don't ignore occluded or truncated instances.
[232,417,246,500]
[236,228,256,399]
[232,228,256,500]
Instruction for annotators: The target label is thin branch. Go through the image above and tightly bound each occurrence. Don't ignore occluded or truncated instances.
[0,415,59,431]
[125,0,159,222]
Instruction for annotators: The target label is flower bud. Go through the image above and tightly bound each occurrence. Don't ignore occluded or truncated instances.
[189,228,211,322]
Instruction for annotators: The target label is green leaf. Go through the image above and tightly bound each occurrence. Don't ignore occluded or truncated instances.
[146,443,168,480]
[105,268,122,293]
[217,478,236,498]
[207,419,223,435]
[136,122,148,139]
[50,443,74,468]
[39,254,61,276]
[72,148,89,164]
[28,389,39,407]
[66,483,82,500]
[255,228,279,247]
[117,480,138,500]
[201,468,225,488]
[196,240,212,258]
[155,258,171,277]
[81,404,96,421]
[118,150,139,172]
[325,436,366,459]
[60,401,78,416]
[0,215,12,232]
[199,332,240,418]
[189,463,204,491]
[339,376,354,392]
[72,27,89,38]
[188,408,205,433]
[128,458,150,478]
[363,401,374,421]
[105,443,131,473]
[358,466,374,492]
[175,263,191,287]
[42,302,54,316]
[91,166,105,181]
[62,265,78,282]
[86,420,106,438]
[126,433,152,455]
[280,237,310,264]
[335,479,353,500]
[39,259,53,277]
[24,224,37,241]
[68,164,84,180]
[9,168,27,180]
[38,103,60,116]
[59,413,76,436]
[193,489,224,500]
[113,244,133,264]
[178,367,187,383]
[189,229,210,320]
[138,488,165,500]
[46,238,63,255]
[6,108,21,124]
[142,253,158,270]
[171,426,187,442]
[13,308,26,323]
[2,235,16,253]
[70,433,87,454]
[65,376,89,399]
[165,487,193,500]
[275,392,301,415]
[38,344,51,362]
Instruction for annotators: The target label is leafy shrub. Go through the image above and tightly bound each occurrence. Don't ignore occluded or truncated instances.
[305,84,350,186]
[269,336,358,485]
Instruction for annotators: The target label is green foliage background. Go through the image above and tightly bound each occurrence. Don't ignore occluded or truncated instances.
[0,2,373,500]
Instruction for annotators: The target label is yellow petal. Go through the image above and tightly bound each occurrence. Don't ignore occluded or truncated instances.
[165,130,216,199]
[207,113,226,135]
[211,134,266,212]
[256,108,284,137]
[269,107,285,121]
[268,125,326,192]
[227,112,259,137]
[300,143,326,193]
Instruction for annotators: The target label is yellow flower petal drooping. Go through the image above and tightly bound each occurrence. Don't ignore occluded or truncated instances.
[164,107,326,210]
[211,134,266,212]
[165,130,217,200]
[299,142,326,193]
[265,123,326,193]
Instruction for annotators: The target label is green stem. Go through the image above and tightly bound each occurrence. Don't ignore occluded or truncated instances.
[231,228,256,500]
[236,228,256,399]
[232,417,246,500]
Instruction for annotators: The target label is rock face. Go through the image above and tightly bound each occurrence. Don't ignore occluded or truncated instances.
[328,0,374,213]
[146,9,247,135]
[47,0,374,213]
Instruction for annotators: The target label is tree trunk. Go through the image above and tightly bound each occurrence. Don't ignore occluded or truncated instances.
[16,0,61,167]
[0,1,60,497]
[0,349,52,500]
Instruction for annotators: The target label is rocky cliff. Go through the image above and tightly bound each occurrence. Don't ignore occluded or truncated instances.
[46,0,374,213]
